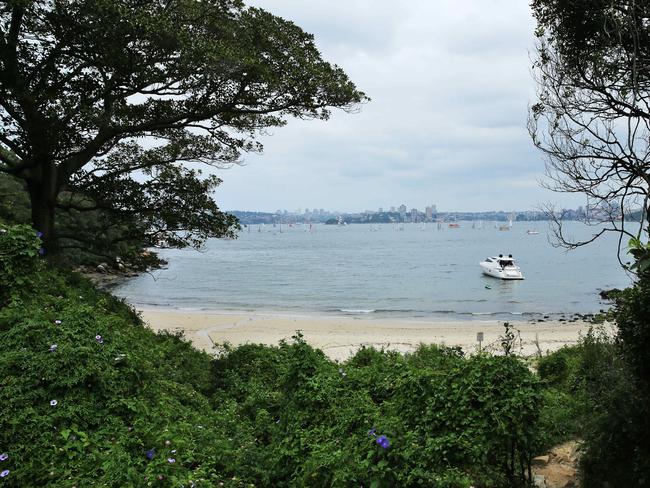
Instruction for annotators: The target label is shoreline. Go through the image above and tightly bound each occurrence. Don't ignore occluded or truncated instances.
[138,308,609,361]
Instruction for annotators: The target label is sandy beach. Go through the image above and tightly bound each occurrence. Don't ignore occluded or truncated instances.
[139,309,602,361]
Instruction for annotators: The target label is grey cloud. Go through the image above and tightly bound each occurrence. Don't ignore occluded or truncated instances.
[214,1,583,213]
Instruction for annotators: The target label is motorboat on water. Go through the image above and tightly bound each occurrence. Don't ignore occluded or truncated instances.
[480,254,524,280]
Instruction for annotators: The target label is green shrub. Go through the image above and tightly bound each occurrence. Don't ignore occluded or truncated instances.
[537,324,650,487]
[536,345,583,389]
[0,264,245,486]
[0,224,42,304]
[612,276,650,390]
[537,388,585,448]
[537,353,568,385]
[577,320,650,487]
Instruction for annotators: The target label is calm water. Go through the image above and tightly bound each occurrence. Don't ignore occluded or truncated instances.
[114,221,633,321]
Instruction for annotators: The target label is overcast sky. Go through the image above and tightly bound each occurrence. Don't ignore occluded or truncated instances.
[215,0,583,214]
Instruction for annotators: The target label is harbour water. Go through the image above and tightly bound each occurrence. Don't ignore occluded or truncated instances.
[114,221,633,321]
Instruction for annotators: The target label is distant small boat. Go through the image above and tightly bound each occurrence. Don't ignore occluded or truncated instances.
[448,223,460,228]
[154,238,171,248]
[480,254,524,280]
[499,213,514,231]
[526,230,539,235]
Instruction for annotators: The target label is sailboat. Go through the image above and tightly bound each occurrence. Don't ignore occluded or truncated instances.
[498,213,514,231]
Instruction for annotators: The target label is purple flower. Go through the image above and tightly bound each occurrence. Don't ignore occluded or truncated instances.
[49,344,58,352]
[0,453,7,461]
[50,399,58,407]
[36,231,43,238]
[171,449,176,454]
[367,427,377,437]
[376,435,390,449]
[0,469,9,478]
[167,458,175,463]
[95,335,104,344]
[38,247,45,256]
[145,448,155,460]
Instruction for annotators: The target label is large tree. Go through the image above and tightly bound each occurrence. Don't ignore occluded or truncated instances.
[530,3,650,485]
[0,0,366,257]
[529,0,650,269]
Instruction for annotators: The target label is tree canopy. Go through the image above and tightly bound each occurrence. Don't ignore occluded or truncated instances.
[0,0,366,261]
[529,0,650,269]
[530,6,650,481]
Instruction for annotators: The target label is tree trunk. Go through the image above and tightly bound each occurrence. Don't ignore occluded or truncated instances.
[26,161,59,255]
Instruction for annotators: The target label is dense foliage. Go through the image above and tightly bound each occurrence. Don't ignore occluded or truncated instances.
[531,0,650,70]
[536,323,650,486]
[0,223,42,304]
[0,173,164,268]
[576,275,650,487]
[1,225,549,487]
[0,0,366,256]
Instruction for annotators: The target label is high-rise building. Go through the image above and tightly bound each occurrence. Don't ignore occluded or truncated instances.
[411,208,418,223]
[398,205,407,222]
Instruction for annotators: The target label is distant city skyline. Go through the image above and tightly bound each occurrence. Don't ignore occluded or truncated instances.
[227,202,568,215]
[228,205,585,215]
[229,205,595,226]
[213,0,587,214]
[229,204,590,218]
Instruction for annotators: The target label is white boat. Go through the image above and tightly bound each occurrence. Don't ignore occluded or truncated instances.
[480,254,524,280]
[526,229,539,235]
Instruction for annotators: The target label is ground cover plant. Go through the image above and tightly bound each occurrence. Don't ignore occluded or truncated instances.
[534,324,650,487]
[1,224,563,487]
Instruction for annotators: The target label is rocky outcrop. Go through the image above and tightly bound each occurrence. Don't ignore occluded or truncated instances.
[599,288,621,300]
[76,251,167,289]
[532,441,581,488]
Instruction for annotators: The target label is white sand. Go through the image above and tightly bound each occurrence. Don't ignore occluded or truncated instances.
[139,309,600,361]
